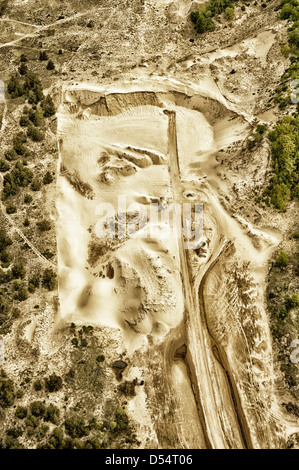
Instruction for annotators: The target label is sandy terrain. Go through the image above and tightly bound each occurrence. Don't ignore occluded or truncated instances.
[1,0,298,450]
[54,76,298,448]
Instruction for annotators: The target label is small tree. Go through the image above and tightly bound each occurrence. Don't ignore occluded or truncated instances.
[31,179,42,191]
[44,404,60,424]
[27,126,45,142]
[46,60,55,71]
[30,401,46,417]
[224,7,234,20]
[39,51,48,61]
[275,251,288,268]
[18,63,28,76]
[42,269,57,290]
[15,406,28,419]
[19,114,29,127]
[43,171,54,184]
[44,374,62,392]
[11,263,25,279]
[36,220,51,231]
[0,160,10,172]
[6,204,17,214]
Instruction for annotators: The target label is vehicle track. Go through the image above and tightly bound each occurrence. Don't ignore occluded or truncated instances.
[165,108,253,449]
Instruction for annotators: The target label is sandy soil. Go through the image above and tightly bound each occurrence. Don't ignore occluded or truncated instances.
[54,76,299,448]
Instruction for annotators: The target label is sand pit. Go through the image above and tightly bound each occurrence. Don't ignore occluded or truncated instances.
[56,81,249,350]
[54,80,290,448]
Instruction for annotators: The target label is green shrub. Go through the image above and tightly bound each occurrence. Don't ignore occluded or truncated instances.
[11,263,25,279]
[14,281,28,301]
[30,401,46,417]
[36,220,51,231]
[190,10,215,33]
[25,414,38,428]
[15,406,28,419]
[2,436,24,449]
[41,95,55,117]
[18,63,28,76]
[0,160,10,172]
[24,194,32,203]
[45,374,62,392]
[20,114,29,127]
[28,109,44,126]
[224,6,235,19]
[285,293,299,310]
[42,249,54,260]
[42,269,57,291]
[275,251,289,267]
[2,162,33,198]
[43,171,54,184]
[39,51,48,61]
[27,125,45,142]
[31,179,42,191]
[64,416,89,438]
[44,404,60,424]
[13,133,28,156]
[4,149,17,161]
[0,377,15,407]
[46,60,55,71]
[33,379,43,391]
[6,204,16,214]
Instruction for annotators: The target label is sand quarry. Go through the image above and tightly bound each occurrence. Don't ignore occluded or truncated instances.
[53,76,299,449]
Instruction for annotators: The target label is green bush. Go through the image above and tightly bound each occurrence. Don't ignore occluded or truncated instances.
[25,414,39,429]
[36,220,51,231]
[190,9,215,33]
[64,416,89,438]
[0,160,10,172]
[15,406,28,419]
[4,149,17,162]
[11,263,25,279]
[46,60,55,71]
[0,377,15,407]
[44,404,60,424]
[285,293,299,310]
[31,179,42,191]
[224,6,235,19]
[27,125,45,142]
[33,379,43,391]
[43,171,54,184]
[275,251,289,267]
[13,133,28,156]
[30,400,46,417]
[45,374,62,392]
[20,114,29,127]
[28,108,44,126]
[41,95,56,117]
[6,204,16,214]
[24,194,32,203]
[2,162,33,198]
[14,281,28,301]
[39,51,48,61]
[18,63,28,76]
[42,269,57,290]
